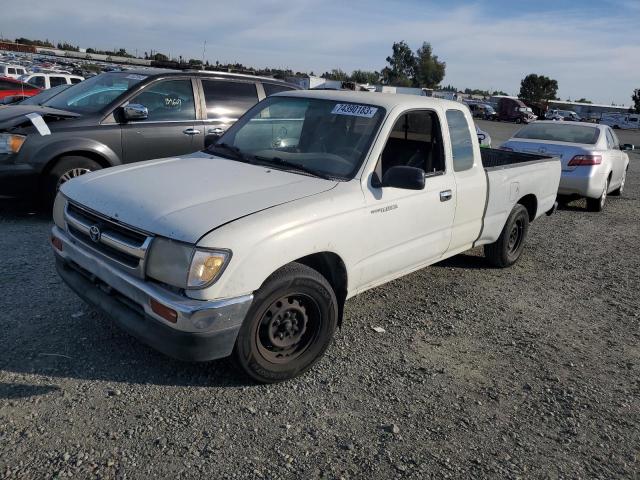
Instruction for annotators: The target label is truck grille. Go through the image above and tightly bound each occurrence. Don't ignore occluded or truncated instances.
[64,202,153,276]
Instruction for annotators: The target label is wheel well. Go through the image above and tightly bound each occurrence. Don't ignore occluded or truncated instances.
[42,151,112,176]
[294,252,348,327]
[517,194,537,221]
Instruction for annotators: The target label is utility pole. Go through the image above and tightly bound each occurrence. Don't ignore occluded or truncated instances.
[202,40,206,65]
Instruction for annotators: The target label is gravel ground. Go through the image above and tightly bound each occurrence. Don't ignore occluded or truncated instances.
[0,122,639,479]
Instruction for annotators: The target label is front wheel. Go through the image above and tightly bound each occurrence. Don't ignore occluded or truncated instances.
[484,204,530,268]
[610,168,627,196]
[233,263,338,383]
[43,156,102,208]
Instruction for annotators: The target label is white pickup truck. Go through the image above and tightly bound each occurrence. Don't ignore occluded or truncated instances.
[51,91,560,382]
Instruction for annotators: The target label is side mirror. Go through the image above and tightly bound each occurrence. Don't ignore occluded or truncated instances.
[122,103,148,121]
[374,166,425,190]
[621,143,634,151]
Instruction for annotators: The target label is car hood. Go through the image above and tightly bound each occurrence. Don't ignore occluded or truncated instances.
[0,104,80,131]
[60,151,338,243]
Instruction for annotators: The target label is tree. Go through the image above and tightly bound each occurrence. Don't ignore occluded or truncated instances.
[413,42,445,89]
[350,70,380,84]
[575,98,592,104]
[321,69,348,81]
[518,74,558,104]
[150,52,169,62]
[492,90,508,96]
[632,89,640,113]
[383,41,416,86]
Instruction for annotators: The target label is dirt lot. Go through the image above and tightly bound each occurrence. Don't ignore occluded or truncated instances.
[0,122,639,479]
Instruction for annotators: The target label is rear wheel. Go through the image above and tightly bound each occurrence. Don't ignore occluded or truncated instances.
[586,178,609,212]
[484,204,529,268]
[43,156,102,208]
[233,263,338,383]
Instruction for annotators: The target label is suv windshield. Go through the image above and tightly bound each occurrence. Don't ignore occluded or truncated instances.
[210,96,385,180]
[43,72,147,114]
[514,123,600,144]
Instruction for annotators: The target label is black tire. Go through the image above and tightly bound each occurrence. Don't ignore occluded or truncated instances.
[484,204,530,268]
[515,117,522,124]
[586,178,609,212]
[233,262,338,383]
[610,168,627,196]
[43,156,102,207]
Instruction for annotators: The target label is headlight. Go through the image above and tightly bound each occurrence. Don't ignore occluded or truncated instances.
[187,249,231,289]
[0,134,26,154]
[52,193,66,228]
[146,237,230,290]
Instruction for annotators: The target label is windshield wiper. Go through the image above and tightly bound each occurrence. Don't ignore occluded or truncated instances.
[209,142,250,163]
[253,155,334,180]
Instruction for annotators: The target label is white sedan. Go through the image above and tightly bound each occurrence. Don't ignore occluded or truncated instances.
[501,121,631,211]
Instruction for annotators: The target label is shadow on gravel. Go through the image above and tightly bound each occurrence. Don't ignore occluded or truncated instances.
[0,382,60,399]
[0,199,50,222]
[434,253,489,270]
[0,316,256,389]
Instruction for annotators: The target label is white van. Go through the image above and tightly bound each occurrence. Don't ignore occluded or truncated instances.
[600,113,639,130]
[20,73,84,90]
[0,64,28,80]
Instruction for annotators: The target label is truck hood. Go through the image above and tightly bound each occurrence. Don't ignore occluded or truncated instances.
[60,152,337,243]
[0,104,79,131]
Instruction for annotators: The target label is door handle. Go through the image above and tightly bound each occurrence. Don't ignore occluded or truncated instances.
[183,128,201,135]
[440,190,453,202]
[208,127,226,135]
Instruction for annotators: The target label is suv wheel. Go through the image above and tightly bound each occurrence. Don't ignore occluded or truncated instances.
[44,156,102,208]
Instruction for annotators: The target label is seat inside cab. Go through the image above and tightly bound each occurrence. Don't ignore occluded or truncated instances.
[378,110,446,178]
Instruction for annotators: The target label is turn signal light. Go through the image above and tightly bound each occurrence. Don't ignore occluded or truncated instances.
[51,236,63,251]
[568,155,602,166]
[149,298,178,323]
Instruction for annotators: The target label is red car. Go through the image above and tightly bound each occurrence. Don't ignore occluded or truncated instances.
[0,76,41,103]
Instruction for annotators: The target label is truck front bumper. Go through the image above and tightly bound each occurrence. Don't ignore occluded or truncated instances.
[52,226,253,362]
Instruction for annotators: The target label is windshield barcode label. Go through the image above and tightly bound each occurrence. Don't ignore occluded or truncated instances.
[331,104,378,118]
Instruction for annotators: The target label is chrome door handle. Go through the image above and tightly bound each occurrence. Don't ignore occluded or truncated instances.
[208,127,225,135]
[440,190,453,202]
[183,128,201,135]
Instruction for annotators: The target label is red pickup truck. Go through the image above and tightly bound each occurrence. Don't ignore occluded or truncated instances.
[0,76,40,103]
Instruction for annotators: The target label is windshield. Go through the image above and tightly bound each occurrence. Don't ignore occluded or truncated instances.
[514,123,600,144]
[211,96,385,180]
[42,72,147,114]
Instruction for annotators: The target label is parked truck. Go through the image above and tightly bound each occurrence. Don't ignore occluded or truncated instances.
[497,97,537,124]
[51,91,560,382]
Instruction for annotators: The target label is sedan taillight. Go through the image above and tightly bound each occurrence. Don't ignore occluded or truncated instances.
[567,155,602,166]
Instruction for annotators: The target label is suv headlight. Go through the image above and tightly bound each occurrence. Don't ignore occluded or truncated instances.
[146,237,231,290]
[52,193,67,228]
[0,134,26,154]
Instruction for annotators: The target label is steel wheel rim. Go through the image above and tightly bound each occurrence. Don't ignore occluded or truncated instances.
[601,182,608,208]
[620,173,626,193]
[256,293,322,364]
[507,218,524,254]
[56,167,92,190]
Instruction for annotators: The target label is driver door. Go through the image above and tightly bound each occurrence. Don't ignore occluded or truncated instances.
[120,78,201,163]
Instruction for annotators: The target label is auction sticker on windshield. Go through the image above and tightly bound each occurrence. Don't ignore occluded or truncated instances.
[331,103,378,118]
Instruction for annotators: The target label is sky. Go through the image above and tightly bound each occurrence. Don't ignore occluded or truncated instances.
[3,0,639,105]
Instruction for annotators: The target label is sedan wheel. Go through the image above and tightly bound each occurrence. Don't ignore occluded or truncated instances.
[586,179,608,212]
[56,167,93,190]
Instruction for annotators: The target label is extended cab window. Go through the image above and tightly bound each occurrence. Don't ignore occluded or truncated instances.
[202,80,258,120]
[131,79,195,121]
[446,109,474,171]
[379,110,445,177]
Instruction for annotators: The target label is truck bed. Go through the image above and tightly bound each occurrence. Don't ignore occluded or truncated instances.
[474,149,561,247]
[480,148,554,169]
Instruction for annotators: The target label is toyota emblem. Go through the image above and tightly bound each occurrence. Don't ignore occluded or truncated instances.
[89,225,101,243]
